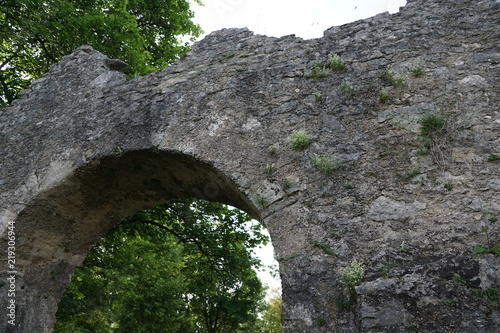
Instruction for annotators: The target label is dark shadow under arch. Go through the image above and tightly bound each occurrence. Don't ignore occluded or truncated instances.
[13,150,263,333]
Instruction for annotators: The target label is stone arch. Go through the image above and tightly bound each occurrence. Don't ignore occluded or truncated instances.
[1,0,499,332]
[12,150,265,332]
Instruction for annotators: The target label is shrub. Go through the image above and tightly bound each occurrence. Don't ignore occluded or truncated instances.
[380,67,407,87]
[340,82,354,95]
[379,88,390,104]
[304,62,331,79]
[339,259,365,293]
[268,144,278,156]
[311,153,341,176]
[283,177,292,190]
[419,112,446,139]
[304,54,346,78]
[328,54,347,71]
[410,62,425,77]
[289,130,311,151]
[313,92,322,103]
[254,194,271,208]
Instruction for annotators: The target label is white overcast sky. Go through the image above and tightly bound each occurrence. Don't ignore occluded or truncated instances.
[188,0,408,293]
[190,0,407,40]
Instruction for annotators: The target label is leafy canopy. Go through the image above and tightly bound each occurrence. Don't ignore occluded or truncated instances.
[0,0,202,106]
[54,199,272,333]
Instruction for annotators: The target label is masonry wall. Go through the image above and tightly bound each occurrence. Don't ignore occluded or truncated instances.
[1,0,499,332]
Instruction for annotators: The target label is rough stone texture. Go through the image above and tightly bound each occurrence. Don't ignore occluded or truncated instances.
[1,0,499,332]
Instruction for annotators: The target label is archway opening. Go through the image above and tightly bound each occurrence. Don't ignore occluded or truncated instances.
[53,198,282,332]
[13,150,281,332]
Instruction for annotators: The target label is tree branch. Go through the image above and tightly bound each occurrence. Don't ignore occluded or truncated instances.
[35,37,57,63]
[0,74,15,105]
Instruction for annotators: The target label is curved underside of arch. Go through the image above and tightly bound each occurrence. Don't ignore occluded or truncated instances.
[11,150,260,332]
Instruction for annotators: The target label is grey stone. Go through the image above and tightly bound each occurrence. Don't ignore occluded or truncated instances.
[368,196,426,222]
[0,0,499,332]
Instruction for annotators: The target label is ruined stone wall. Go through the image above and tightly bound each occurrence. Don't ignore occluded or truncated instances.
[0,0,499,332]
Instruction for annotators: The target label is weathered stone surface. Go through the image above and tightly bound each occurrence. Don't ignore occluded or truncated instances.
[0,0,499,332]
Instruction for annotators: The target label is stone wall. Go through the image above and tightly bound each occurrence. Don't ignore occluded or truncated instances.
[0,0,499,331]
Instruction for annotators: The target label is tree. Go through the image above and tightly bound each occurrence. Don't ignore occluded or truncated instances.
[260,290,283,333]
[55,225,190,333]
[54,199,269,332]
[0,0,202,106]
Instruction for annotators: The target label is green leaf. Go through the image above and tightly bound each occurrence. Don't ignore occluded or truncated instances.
[54,199,268,333]
[0,0,202,105]
[473,246,488,254]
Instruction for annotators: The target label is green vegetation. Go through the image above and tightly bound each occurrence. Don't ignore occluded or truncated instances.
[304,61,331,79]
[283,177,292,191]
[254,193,271,209]
[260,290,283,333]
[337,259,365,309]
[417,110,449,165]
[452,275,467,285]
[311,153,341,176]
[381,262,398,278]
[403,166,421,180]
[476,288,500,308]
[340,82,354,95]
[380,67,407,87]
[488,154,500,162]
[473,225,500,256]
[0,0,202,106]
[400,246,410,253]
[266,163,276,175]
[328,53,347,71]
[268,144,279,156]
[410,62,425,77]
[313,91,323,103]
[304,53,346,79]
[419,112,446,139]
[315,318,327,327]
[54,199,273,333]
[443,298,458,307]
[312,241,335,255]
[289,130,311,151]
[379,88,390,104]
[339,259,365,293]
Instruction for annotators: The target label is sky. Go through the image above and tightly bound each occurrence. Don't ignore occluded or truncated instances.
[188,0,408,294]
[190,0,407,40]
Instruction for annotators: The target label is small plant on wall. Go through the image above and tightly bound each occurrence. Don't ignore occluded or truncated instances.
[379,88,390,104]
[304,61,331,79]
[289,130,311,151]
[340,82,354,96]
[380,66,407,88]
[311,153,341,176]
[337,259,365,309]
[418,109,449,165]
[409,61,425,77]
[304,53,347,78]
[473,212,499,256]
[313,91,323,103]
[328,53,347,71]
[340,259,365,292]
[254,193,271,209]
